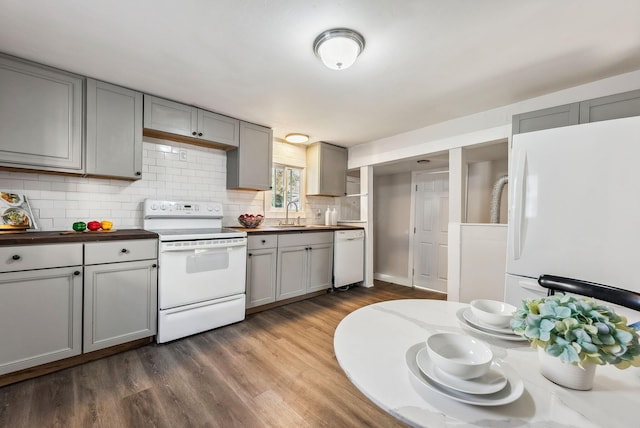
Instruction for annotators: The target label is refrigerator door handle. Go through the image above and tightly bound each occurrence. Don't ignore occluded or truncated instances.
[512,150,527,260]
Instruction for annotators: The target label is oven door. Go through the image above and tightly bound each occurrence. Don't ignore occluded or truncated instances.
[158,238,247,309]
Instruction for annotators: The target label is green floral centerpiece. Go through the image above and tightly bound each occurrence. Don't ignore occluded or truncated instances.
[510,293,640,369]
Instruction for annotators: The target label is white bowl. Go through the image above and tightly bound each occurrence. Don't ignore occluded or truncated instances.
[470,299,517,328]
[426,333,493,379]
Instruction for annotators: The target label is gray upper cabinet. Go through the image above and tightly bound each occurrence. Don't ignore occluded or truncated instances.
[143,95,196,137]
[306,142,348,196]
[143,95,239,147]
[579,89,640,123]
[198,109,240,147]
[227,121,273,190]
[513,90,640,135]
[86,79,143,180]
[0,54,84,173]
[512,103,579,135]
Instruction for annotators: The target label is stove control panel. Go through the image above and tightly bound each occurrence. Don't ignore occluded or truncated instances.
[143,199,223,219]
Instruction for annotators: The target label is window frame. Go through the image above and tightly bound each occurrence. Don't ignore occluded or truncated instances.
[268,164,305,218]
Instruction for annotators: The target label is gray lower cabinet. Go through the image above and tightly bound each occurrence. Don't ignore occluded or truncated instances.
[305,241,333,293]
[83,239,158,353]
[277,244,308,300]
[306,142,348,196]
[246,235,278,308]
[276,232,333,300]
[227,122,273,190]
[143,95,239,147]
[86,79,143,179]
[0,54,84,173]
[579,89,640,123]
[0,243,83,375]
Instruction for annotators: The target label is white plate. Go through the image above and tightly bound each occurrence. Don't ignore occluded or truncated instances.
[406,343,524,406]
[415,347,508,395]
[463,308,514,334]
[0,192,22,207]
[456,308,527,342]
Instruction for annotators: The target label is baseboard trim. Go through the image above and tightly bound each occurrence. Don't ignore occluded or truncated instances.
[414,284,448,295]
[374,273,412,287]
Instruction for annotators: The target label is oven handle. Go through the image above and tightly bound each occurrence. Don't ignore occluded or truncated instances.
[160,242,247,253]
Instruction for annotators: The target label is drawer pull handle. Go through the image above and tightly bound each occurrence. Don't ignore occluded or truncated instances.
[152,263,157,268]
[74,270,81,276]
[12,254,21,260]
[248,253,252,257]
[121,248,129,254]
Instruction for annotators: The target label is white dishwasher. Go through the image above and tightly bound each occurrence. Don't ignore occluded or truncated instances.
[333,229,365,288]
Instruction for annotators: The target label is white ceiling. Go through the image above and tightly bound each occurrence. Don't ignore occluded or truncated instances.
[1,1,639,149]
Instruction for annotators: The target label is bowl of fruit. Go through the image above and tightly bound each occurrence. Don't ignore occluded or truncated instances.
[238,213,264,228]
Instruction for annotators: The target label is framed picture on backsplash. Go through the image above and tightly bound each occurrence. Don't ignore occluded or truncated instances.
[0,192,38,231]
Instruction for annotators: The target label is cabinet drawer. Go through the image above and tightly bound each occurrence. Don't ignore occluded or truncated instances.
[248,234,278,250]
[85,239,157,265]
[0,243,83,273]
[278,231,333,247]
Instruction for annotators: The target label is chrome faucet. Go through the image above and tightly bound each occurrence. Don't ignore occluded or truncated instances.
[282,200,299,225]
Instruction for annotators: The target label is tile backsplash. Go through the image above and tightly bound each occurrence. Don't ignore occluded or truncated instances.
[0,137,336,230]
[0,137,264,230]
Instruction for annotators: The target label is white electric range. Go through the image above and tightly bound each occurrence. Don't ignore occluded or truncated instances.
[143,199,247,343]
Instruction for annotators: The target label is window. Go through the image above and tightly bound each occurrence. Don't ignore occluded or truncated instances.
[272,165,302,210]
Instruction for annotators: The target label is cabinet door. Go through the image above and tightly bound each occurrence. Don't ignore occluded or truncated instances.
[320,143,347,196]
[0,266,82,375]
[306,142,347,196]
[276,245,307,300]
[246,248,277,308]
[198,110,240,147]
[86,79,143,179]
[143,95,197,137]
[0,54,83,173]
[307,244,333,293]
[84,260,157,352]
[227,122,273,190]
[306,243,334,293]
[579,89,640,123]
[512,103,579,135]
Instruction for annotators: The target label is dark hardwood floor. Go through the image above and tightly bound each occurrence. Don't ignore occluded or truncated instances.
[0,282,444,428]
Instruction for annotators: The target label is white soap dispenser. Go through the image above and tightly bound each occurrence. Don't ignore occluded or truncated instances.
[331,207,337,226]
[325,207,331,226]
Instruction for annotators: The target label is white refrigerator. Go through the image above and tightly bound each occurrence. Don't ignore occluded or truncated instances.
[504,115,640,317]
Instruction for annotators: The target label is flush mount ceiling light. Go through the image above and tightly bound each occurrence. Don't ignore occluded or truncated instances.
[285,133,310,143]
[313,28,365,70]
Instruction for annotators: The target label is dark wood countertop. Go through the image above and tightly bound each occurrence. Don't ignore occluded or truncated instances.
[0,229,158,246]
[230,225,364,235]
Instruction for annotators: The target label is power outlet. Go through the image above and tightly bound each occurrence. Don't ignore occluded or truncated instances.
[179,149,187,161]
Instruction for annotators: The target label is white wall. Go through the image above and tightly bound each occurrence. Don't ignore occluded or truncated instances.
[458,224,508,303]
[0,137,336,230]
[349,69,640,169]
[352,68,640,297]
[373,172,412,285]
[466,158,509,224]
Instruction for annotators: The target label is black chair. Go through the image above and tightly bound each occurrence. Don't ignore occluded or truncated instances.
[538,274,640,312]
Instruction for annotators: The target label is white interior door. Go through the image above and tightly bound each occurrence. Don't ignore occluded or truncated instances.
[413,172,449,292]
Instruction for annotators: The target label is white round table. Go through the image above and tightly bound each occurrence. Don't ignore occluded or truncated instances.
[333,299,640,428]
